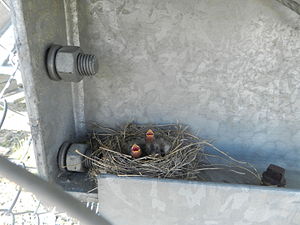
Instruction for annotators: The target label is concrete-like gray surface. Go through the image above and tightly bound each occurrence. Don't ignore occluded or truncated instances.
[78,0,300,171]
[98,175,300,225]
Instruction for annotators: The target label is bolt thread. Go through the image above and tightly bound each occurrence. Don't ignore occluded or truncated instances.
[77,53,98,76]
[84,148,95,169]
[84,157,93,169]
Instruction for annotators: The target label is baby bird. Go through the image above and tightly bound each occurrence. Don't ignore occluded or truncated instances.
[123,138,146,158]
[123,129,171,158]
[145,129,171,156]
[130,143,142,158]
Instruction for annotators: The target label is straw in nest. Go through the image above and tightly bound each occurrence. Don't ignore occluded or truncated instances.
[82,123,261,185]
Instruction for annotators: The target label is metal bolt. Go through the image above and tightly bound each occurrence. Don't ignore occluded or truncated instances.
[262,164,286,187]
[77,53,98,76]
[84,147,94,169]
[57,142,93,172]
[46,44,98,82]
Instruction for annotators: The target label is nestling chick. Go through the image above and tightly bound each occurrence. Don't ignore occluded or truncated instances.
[130,144,142,158]
[145,129,171,156]
[123,138,146,158]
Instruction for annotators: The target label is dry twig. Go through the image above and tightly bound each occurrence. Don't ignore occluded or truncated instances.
[84,123,261,185]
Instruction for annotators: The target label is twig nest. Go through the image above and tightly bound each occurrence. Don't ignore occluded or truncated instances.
[86,123,261,185]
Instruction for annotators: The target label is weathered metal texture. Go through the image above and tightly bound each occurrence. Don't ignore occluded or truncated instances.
[98,175,300,225]
[63,0,87,138]
[10,0,75,180]
[78,0,300,171]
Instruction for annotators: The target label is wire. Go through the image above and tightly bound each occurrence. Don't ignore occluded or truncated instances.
[0,0,10,11]
[0,66,18,99]
[0,156,112,225]
[0,99,7,129]
[6,186,22,214]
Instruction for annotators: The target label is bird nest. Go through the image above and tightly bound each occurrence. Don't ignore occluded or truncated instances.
[83,123,261,185]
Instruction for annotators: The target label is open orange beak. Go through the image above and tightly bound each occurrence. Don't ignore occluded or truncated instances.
[131,144,142,158]
[146,129,154,142]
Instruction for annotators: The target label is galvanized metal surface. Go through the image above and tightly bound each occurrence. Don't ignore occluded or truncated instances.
[98,175,300,225]
[12,0,300,190]
[78,0,300,171]
[11,0,75,180]
[10,0,300,223]
[63,0,87,139]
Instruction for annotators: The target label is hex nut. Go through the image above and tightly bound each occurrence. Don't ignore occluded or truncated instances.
[65,143,89,172]
[55,46,83,82]
[262,164,286,187]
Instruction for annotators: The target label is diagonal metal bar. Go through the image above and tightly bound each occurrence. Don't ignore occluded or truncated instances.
[0,156,112,225]
[276,0,300,15]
